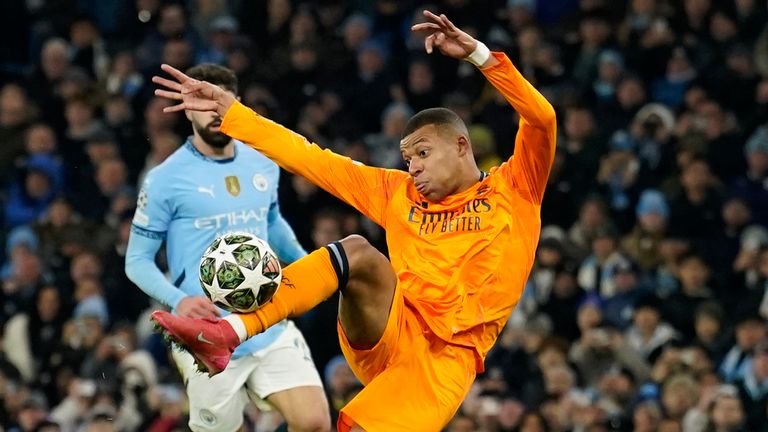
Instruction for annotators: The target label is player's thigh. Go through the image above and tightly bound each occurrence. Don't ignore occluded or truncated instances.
[337,279,405,385]
[244,321,326,413]
[339,324,477,431]
[337,235,398,349]
[339,358,474,432]
[172,349,252,432]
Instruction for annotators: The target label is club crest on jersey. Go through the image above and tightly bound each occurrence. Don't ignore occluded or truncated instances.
[252,173,268,191]
[225,176,240,196]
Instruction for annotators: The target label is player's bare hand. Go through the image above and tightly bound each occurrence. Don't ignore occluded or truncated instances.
[152,64,236,117]
[411,10,477,59]
[177,296,221,319]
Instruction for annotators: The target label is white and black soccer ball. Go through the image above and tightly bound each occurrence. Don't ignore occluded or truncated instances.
[198,232,282,313]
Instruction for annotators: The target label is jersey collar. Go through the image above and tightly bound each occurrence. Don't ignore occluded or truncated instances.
[184,138,238,164]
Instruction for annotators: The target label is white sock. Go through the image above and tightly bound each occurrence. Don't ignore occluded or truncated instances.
[223,315,248,343]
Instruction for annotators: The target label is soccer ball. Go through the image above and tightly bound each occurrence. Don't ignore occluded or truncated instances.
[198,232,281,313]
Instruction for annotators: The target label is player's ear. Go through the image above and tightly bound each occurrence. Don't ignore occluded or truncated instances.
[456,135,471,157]
[237,96,242,102]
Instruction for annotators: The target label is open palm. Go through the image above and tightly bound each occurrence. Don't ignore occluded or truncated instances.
[411,10,478,59]
[152,64,235,116]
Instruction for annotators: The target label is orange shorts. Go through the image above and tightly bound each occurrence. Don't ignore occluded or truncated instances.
[336,283,477,432]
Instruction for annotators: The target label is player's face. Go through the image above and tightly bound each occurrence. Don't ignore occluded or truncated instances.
[187,89,236,148]
[401,124,463,201]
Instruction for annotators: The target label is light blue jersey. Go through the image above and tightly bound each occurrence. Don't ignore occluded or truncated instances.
[126,139,306,358]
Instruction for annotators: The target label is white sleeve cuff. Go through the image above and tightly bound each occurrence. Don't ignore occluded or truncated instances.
[464,42,491,67]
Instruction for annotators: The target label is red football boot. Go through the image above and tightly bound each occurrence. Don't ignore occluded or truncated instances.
[150,311,240,376]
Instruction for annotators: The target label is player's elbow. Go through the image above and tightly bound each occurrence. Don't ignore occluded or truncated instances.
[124,252,145,283]
[539,102,557,130]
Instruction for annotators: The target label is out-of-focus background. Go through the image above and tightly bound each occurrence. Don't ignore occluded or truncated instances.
[0,0,767,431]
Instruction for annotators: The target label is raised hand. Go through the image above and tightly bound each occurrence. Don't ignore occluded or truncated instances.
[152,64,236,116]
[410,10,478,59]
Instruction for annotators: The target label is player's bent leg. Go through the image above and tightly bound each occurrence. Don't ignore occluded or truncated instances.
[266,386,330,432]
[337,235,397,349]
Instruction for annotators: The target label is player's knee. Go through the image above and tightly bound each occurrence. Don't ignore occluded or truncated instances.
[339,235,384,277]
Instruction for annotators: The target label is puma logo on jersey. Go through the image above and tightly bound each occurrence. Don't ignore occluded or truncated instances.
[197,185,215,198]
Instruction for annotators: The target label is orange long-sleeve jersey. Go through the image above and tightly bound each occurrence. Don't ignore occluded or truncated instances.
[221,52,557,371]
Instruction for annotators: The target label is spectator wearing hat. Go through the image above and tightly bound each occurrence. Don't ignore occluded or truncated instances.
[734,338,768,430]
[623,189,669,272]
[597,129,642,231]
[3,154,64,228]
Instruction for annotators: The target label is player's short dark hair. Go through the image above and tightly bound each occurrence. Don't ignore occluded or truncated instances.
[186,63,238,94]
[401,107,467,140]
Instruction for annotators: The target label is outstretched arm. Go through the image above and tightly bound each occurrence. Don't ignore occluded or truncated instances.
[412,10,557,204]
[152,67,406,226]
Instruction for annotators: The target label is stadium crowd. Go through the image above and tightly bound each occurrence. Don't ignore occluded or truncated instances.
[0,0,767,431]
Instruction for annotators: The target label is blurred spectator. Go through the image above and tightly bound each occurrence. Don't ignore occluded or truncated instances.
[662,253,714,340]
[0,84,38,176]
[719,315,767,384]
[3,285,65,384]
[364,102,412,169]
[622,189,668,272]
[68,15,109,81]
[734,338,768,430]
[730,125,768,226]
[3,155,64,228]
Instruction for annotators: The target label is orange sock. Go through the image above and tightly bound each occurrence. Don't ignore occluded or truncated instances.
[235,244,344,337]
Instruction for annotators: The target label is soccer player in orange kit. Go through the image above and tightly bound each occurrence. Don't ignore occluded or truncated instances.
[150,10,556,432]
